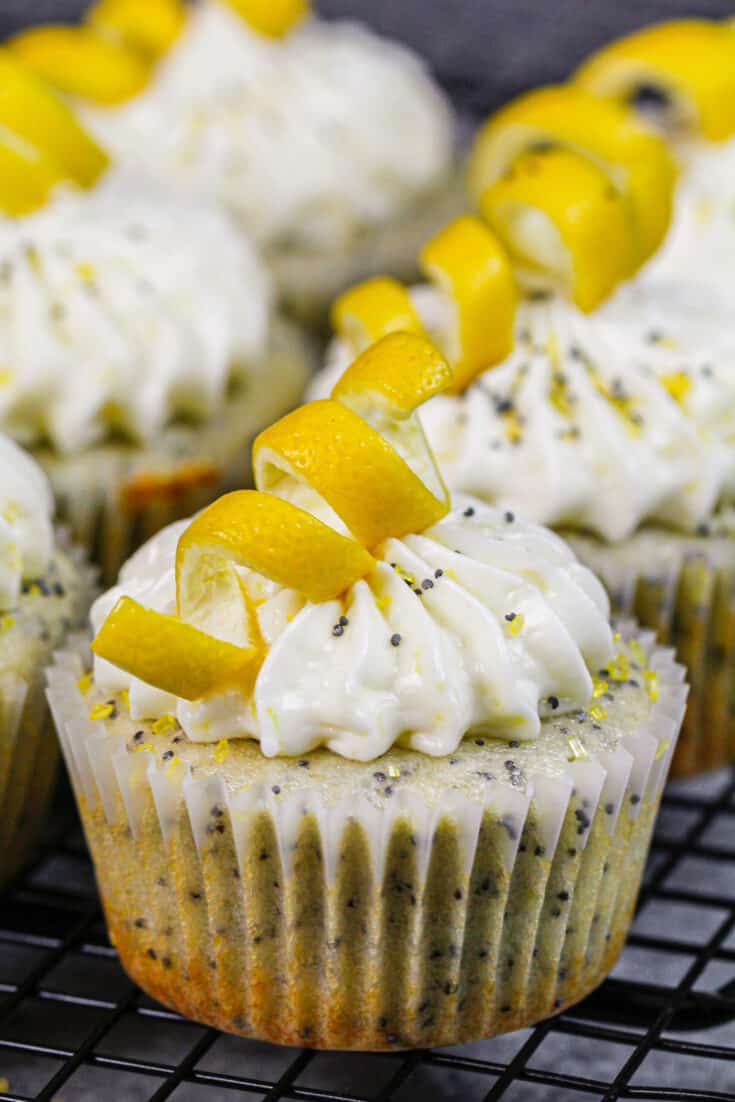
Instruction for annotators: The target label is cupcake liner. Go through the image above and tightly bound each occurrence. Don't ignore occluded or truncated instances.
[32,319,311,585]
[0,540,96,889]
[268,178,465,327]
[47,624,685,1050]
[568,528,735,777]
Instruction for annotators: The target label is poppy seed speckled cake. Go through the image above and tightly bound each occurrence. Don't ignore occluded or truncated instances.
[0,434,93,889]
[48,333,685,1048]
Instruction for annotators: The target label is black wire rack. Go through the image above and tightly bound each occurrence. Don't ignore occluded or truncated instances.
[1,770,734,1102]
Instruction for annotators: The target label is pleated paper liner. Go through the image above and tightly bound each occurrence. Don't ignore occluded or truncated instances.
[568,523,735,777]
[47,626,686,1051]
[31,319,310,586]
[0,539,95,889]
[269,178,465,326]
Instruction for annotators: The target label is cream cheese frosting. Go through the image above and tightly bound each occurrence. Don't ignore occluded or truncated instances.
[0,168,272,455]
[80,1,455,251]
[0,433,54,608]
[90,496,614,760]
[315,288,734,542]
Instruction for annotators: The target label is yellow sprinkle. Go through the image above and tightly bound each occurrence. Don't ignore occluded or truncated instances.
[567,736,588,761]
[592,678,609,699]
[612,631,621,643]
[133,740,154,754]
[607,651,630,682]
[660,370,691,406]
[506,612,525,636]
[629,639,647,667]
[503,410,523,444]
[387,764,401,779]
[375,593,392,611]
[213,738,229,763]
[152,713,176,735]
[643,669,659,702]
[77,672,93,695]
[89,701,114,721]
[0,615,14,631]
[119,688,130,710]
[76,260,96,282]
[589,704,608,722]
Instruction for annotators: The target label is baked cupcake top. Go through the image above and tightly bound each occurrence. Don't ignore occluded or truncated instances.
[11,1,455,253]
[0,169,272,455]
[91,332,616,761]
[0,432,54,607]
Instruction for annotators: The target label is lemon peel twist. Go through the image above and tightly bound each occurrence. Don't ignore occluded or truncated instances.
[222,0,310,37]
[92,596,260,701]
[93,333,452,704]
[9,24,151,105]
[88,0,186,59]
[256,332,452,548]
[0,129,70,215]
[419,216,517,390]
[332,218,517,393]
[574,19,735,141]
[467,85,676,264]
[331,276,424,353]
[479,145,637,312]
[0,47,108,187]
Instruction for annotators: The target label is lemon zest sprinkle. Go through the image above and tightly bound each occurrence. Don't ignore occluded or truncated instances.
[152,713,176,735]
[89,701,114,721]
[76,672,93,695]
[592,678,609,698]
[506,612,525,636]
[214,738,229,763]
[589,704,607,722]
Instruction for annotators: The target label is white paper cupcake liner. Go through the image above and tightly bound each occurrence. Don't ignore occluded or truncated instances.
[47,624,686,1050]
[0,538,96,888]
[569,528,735,776]
[32,319,311,585]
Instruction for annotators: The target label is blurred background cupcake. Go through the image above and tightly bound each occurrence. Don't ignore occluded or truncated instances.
[9,0,460,323]
[0,53,311,582]
[0,433,92,889]
[48,334,686,1048]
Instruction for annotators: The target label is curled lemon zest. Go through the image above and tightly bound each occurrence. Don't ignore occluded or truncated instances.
[574,19,735,141]
[479,145,637,312]
[222,0,310,37]
[87,0,186,59]
[331,276,424,354]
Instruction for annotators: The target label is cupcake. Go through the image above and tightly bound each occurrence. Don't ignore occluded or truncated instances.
[0,55,310,583]
[0,433,93,888]
[314,198,732,778]
[48,333,686,1049]
[10,0,460,322]
[574,19,735,297]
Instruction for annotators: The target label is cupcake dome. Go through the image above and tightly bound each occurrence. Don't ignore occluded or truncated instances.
[48,334,686,1048]
[10,0,460,319]
[0,434,92,888]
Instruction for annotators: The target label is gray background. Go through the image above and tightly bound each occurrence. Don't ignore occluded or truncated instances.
[2,0,735,114]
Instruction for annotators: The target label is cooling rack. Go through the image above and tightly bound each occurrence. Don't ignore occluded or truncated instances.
[1,769,734,1102]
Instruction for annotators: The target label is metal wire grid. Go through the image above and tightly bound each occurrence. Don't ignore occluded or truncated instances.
[0,770,734,1102]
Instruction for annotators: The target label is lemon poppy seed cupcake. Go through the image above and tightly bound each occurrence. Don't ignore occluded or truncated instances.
[313,191,732,777]
[0,434,93,888]
[48,333,685,1048]
[11,0,460,323]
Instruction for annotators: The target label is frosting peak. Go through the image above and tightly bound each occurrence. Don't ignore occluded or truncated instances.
[0,169,272,454]
[91,498,614,759]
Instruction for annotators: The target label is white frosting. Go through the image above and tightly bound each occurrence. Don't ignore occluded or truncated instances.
[645,136,735,293]
[0,168,272,455]
[81,1,454,250]
[314,289,733,542]
[0,433,55,608]
[91,497,614,760]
